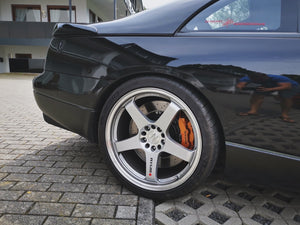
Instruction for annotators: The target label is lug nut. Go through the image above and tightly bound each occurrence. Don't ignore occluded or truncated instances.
[151,146,156,151]
[141,138,147,143]
[141,131,146,136]
[145,143,150,148]
[161,140,165,145]
[161,133,165,138]
[157,127,162,132]
[145,126,150,131]
[158,145,161,150]
[151,125,156,129]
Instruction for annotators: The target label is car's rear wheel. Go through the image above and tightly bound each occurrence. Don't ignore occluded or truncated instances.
[99,76,221,199]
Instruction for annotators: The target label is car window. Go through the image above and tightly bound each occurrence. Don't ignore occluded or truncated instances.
[182,0,283,32]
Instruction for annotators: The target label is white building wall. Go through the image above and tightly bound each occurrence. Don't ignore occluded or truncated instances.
[0,46,6,73]
[0,0,89,73]
[87,0,113,22]
[0,46,48,73]
[0,0,89,23]
[4,46,48,59]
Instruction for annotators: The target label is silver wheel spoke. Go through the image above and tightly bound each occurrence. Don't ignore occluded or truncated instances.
[163,138,194,163]
[106,87,202,191]
[125,100,150,129]
[115,135,141,153]
[156,102,180,131]
[145,151,159,182]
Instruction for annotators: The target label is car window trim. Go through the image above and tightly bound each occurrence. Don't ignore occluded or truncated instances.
[175,31,300,38]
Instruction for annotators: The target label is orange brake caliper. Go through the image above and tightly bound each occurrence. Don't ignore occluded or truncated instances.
[178,117,194,149]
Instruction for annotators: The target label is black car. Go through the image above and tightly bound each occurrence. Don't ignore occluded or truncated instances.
[33,0,300,199]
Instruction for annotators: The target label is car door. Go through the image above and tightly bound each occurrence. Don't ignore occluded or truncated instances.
[173,0,300,160]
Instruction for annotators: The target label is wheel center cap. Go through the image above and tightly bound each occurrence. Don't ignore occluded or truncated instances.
[140,125,165,151]
[147,130,161,145]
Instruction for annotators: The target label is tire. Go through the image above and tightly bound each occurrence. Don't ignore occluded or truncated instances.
[98,76,220,199]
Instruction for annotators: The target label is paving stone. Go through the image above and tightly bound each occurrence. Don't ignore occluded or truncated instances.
[107,176,121,185]
[137,197,154,225]
[44,216,91,225]
[0,166,33,173]
[283,220,300,225]
[94,169,112,176]
[61,168,95,176]
[0,190,24,200]
[236,205,256,218]
[121,187,135,195]
[11,182,51,191]
[0,181,16,189]
[10,149,39,155]
[60,192,100,204]
[73,175,106,184]
[39,174,74,183]
[30,167,64,175]
[86,184,121,194]
[198,215,242,225]
[19,191,62,202]
[6,145,33,150]
[23,161,55,167]
[83,162,107,169]
[0,149,13,155]
[4,173,41,182]
[0,154,19,160]
[0,215,46,225]
[177,215,200,225]
[156,212,178,225]
[0,201,33,213]
[29,202,75,216]
[116,206,137,219]
[0,160,25,166]
[241,217,288,225]
[72,204,115,218]
[64,150,90,156]
[72,156,101,162]
[272,192,295,203]
[49,183,87,192]
[280,207,298,219]
[45,156,74,162]
[37,150,66,156]
[53,161,84,168]
[100,194,138,206]
[0,173,8,180]
[91,219,136,225]
[17,155,46,161]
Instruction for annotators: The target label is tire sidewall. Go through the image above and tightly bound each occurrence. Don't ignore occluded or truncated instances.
[99,76,219,199]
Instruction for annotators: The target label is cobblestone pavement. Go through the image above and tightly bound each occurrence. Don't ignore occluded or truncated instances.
[0,75,153,225]
[1,75,300,225]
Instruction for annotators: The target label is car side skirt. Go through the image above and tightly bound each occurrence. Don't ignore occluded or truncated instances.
[225,141,300,189]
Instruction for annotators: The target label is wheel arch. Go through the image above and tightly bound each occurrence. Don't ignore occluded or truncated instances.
[91,70,226,170]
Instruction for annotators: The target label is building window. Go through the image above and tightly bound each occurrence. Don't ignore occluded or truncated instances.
[89,10,102,23]
[12,5,41,22]
[47,5,76,23]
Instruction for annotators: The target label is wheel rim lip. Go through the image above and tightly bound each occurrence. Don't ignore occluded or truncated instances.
[105,87,202,191]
